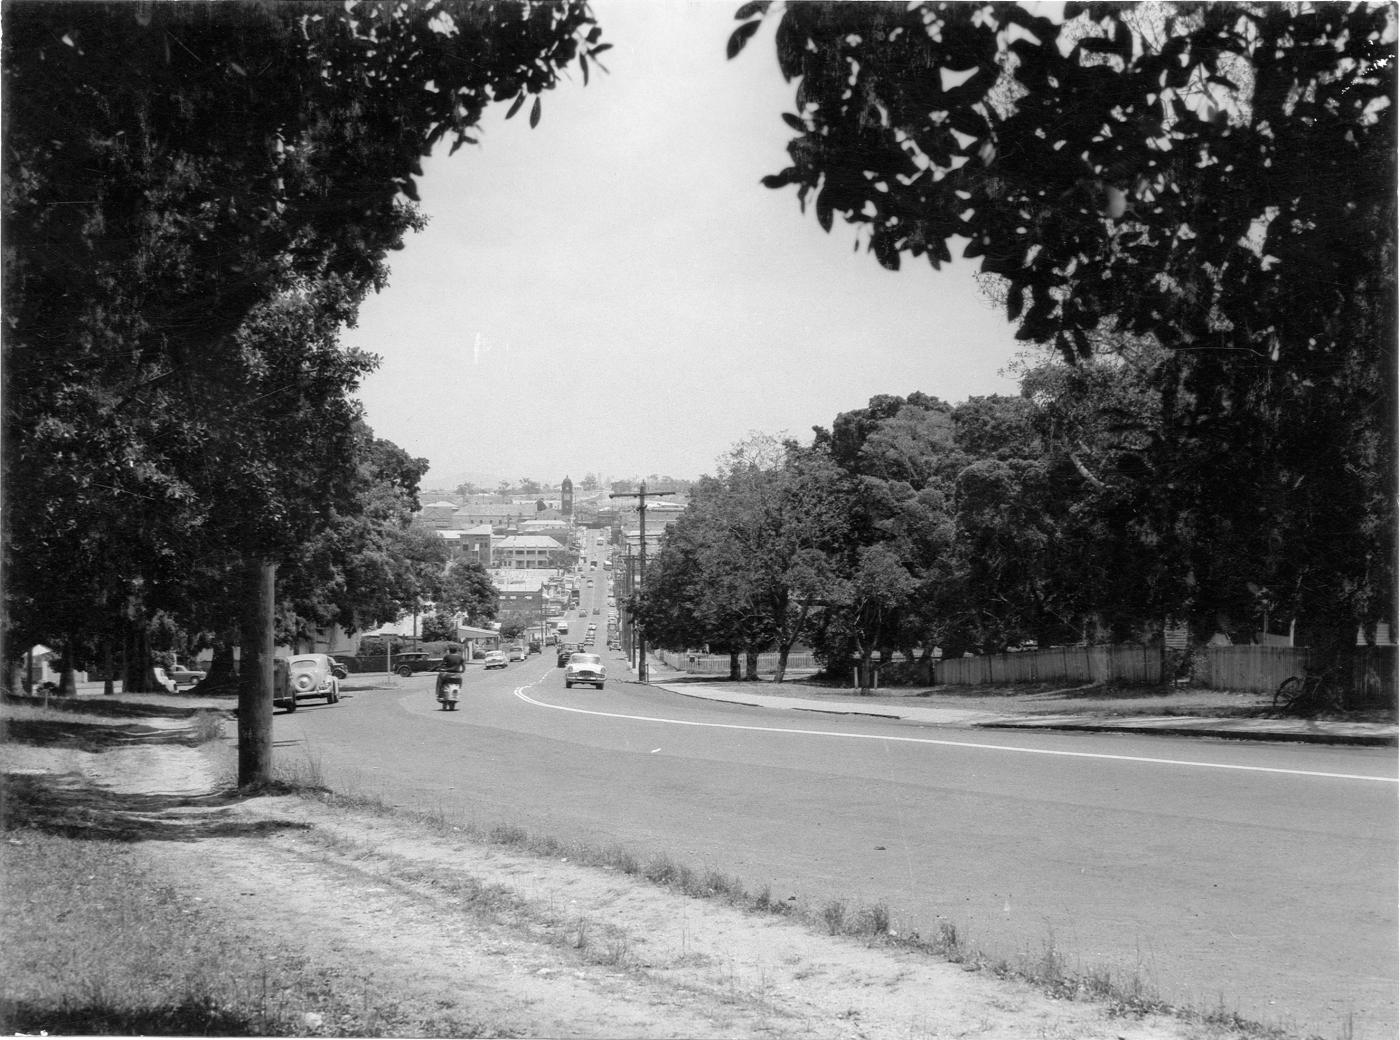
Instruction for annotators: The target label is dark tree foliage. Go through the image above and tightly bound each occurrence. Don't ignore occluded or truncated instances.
[439,560,500,626]
[735,1,1396,695]
[3,1,605,775]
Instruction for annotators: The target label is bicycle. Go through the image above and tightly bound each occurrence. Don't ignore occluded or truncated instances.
[1273,667,1345,717]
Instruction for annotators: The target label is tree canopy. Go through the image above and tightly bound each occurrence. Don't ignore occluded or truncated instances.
[3,0,606,775]
[733,0,1396,682]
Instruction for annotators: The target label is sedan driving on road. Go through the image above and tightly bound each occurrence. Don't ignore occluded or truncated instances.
[564,653,605,689]
[483,650,507,670]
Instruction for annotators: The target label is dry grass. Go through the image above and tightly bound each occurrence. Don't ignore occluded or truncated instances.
[739,679,1278,717]
[0,830,501,1037]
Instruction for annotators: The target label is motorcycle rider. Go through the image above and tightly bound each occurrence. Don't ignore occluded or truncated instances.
[436,644,465,699]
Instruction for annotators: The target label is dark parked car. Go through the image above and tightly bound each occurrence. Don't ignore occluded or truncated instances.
[556,643,580,667]
[389,651,441,677]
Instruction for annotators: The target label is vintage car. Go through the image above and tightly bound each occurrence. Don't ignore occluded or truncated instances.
[482,650,508,670]
[167,662,206,686]
[387,650,441,678]
[564,653,606,690]
[273,654,341,712]
[556,643,580,667]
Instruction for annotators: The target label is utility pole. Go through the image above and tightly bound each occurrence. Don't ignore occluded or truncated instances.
[609,481,675,683]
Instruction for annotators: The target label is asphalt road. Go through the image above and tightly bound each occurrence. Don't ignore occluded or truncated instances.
[276,550,1399,1038]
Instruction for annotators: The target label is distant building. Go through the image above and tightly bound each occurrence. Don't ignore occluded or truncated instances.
[451,504,530,531]
[493,535,563,569]
[520,519,570,544]
[417,500,459,529]
[436,525,492,567]
[561,475,574,517]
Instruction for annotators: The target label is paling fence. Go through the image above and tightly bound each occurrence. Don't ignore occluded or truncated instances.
[654,649,819,675]
[1199,644,1397,701]
[934,643,1395,700]
[1198,645,1308,694]
[936,644,1162,686]
[657,643,1395,700]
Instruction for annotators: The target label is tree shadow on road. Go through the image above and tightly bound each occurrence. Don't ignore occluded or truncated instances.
[1,773,310,843]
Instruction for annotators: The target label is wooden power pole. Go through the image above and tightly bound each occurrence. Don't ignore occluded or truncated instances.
[609,481,674,683]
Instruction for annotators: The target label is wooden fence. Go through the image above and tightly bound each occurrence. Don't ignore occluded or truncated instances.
[1198,645,1307,694]
[660,643,1395,701]
[654,649,819,676]
[1200,644,1397,701]
[936,644,1162,686]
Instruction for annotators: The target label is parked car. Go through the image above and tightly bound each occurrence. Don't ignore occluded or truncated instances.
[564,653,606,689]
[508,645,527,662]
[483,650,508,670]
[390,650,441,677]
[167,662,206,686]
[273,654,341,712]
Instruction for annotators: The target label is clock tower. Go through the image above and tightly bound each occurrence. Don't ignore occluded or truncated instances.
[561,475,574,517]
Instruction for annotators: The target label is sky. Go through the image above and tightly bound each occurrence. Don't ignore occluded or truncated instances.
[350,0,1027,490]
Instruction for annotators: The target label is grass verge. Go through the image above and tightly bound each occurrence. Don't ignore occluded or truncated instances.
[0,829,502,1037]
[286,781,1291,1037]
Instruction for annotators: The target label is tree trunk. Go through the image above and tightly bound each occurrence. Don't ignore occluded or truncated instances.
[198,641,239,694]
[744,648,759,681]
[858,647,874,695]
[237,559,277,787]
[102,637,115,696]
[58,636,77,695]
[728,651,741,681]
[774,645,790,684]
[121,608,164,693]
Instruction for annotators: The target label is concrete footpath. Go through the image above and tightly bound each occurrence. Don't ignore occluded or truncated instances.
[623,655,1398,748]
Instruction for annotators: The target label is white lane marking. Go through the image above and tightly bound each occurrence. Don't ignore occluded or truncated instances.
[513,681,1397,784]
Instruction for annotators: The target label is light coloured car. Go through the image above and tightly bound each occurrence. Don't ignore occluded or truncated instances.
[564,653,605,689]
[507,645,527,662]
[483,650,508,670]
[273,653,341,712]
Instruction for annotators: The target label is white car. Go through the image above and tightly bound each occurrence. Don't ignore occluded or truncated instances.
[564,653,606,689]
[483,650,508,670]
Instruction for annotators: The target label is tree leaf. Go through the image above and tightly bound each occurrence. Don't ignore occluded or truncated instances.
[782,112,805,132]
[505,93,526,120]
[734,0,771,21]
[727,19,761,60]
[529,96,541,128]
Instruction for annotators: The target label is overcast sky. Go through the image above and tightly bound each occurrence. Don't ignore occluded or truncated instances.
[350,0,1026,489]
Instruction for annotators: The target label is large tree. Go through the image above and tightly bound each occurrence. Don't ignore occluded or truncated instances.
[439,561,500,627]
[3,0,607,779]
[734,0,1396,701]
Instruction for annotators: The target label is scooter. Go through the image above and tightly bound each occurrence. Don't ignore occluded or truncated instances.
[436,669,462,711]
